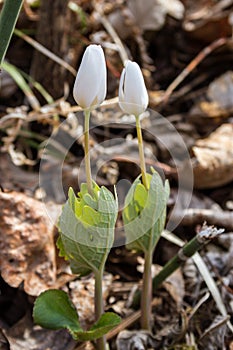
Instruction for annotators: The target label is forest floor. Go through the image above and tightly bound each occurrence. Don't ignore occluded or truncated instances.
[0,0,233,349]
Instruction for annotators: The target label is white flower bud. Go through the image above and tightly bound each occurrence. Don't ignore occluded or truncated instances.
[73,45,107,109]
[119,60,149,116]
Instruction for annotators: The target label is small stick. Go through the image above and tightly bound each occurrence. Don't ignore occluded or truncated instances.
[93,4,128,64]
[14,29,77,76]
[170,208,233,231]
[163,37,228,103]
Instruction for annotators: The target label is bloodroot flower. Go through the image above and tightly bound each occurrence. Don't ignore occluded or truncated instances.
[119,60,148,116]
[73,44,106,109]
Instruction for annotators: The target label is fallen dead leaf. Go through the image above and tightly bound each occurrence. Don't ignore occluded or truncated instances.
[5,313,75,350]
[192,123,233,189]
[0,191,56,296]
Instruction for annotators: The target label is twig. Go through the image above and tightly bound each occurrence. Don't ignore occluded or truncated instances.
[74,311,141,350]
[163,37,228,103]
[184,0,233,30]
[14,29,77,76]
[199,315,230,341]
[188,292,210,320]
[93,3,129,64]
[170,208,233,231]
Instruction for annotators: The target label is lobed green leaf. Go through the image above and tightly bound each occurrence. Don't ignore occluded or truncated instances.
[58,183,118,276]
[123,170,170,253]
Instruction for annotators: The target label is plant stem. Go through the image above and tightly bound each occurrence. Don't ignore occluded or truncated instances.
[0,0,23,65]
[95,269,106,350]
[141,249,152,330]
[135,115,148,190]
[131,225,225,309]
[84,109,93,195]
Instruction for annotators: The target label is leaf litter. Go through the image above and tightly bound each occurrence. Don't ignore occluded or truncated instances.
[1,0,233,349]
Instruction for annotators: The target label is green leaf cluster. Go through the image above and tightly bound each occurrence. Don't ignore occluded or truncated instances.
[123,169,170,253]
[57,182,118,276]
[33,290,121,341]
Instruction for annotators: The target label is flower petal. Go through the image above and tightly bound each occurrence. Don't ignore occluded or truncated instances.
[118,61,148,115]
[73,45,106,109]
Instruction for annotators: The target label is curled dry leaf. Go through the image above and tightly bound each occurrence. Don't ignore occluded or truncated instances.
[116,329,161,350]
[192,123,233,189]
[0,191,56,296]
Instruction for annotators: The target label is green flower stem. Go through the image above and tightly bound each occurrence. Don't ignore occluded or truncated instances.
[94,268,106,350]
[0,0,23,65]
[84,109,93,195]
[135,115,148,190]
[141,248,153,330]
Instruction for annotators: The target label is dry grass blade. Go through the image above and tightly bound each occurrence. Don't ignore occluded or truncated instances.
[163,37,228,103]
[93,3,129,64]
[192,252,233,333]
[14,29,77,77]
[162,230,233,333]
[18,69,54,104]
[2,61,40,110]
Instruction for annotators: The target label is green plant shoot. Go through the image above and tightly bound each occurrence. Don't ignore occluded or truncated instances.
[0,0,23,65]
[119,60,170,331]
[33,45,120,350]
[123,170,170,330]
[33,289,120,341]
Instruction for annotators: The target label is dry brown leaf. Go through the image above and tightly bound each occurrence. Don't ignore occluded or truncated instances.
[0,153,38,192]
[207,71,233,110]
[116,329,161,350]
[0,191,56,296]
[183,0,232,42]
[5,313,74,350]
[192,123,233,189]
